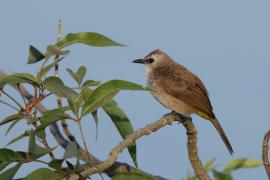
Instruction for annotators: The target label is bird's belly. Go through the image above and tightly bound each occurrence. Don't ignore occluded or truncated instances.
[151,91,194,116]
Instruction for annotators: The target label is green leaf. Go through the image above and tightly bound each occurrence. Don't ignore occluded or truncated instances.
[103,100,137,167]
[212,169,232,180]
[82,80,101,87]
[24,168,61,180]
[48,159,64,170]
[0,162,10,172]
[28,131,50,155]
[55,32,125,48]
[6,131,29,146]
[223,158,262,173]
[80,86,93,102]
[28,45,45,64]
[0,163,22,180]
[82,80,147,116]
[14,73,41,85]
[5,119,21,135]
[91,110,99,141]
[37,58,63,79]
[66,66,87,86]
[0,114,23,126]
[37,109,72,131]
[0,73,40,88]
[0,149,23,162]
[46,45,66,57]
[112,172,154,180]
[67,98,80,117]
[42,76,78,99]
[204,158,215,172]
[63,142,78,159]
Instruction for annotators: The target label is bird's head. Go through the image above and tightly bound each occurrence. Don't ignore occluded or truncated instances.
[132,49,170,69]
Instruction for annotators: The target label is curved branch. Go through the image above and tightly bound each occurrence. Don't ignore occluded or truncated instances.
[81,112,210,180]
[263,129,270,179]
[0,70,167,180]
[180,115,210,180]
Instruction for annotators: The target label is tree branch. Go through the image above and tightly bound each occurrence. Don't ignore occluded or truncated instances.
[80,112,210,180]
[180,115,210,180]
[263,129,270,179]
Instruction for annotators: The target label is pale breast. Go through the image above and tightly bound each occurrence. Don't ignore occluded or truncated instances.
[147,78,194,116]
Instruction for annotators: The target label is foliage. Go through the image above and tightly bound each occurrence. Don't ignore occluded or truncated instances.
[184,158,262,180]
[0,30,146,179]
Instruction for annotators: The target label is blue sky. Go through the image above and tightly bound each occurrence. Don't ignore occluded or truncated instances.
[0,0,270,179]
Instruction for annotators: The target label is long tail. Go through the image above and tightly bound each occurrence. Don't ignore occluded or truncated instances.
[210,117,234,155]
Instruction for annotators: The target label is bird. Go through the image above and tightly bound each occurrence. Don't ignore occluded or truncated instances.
[132,49,233,155]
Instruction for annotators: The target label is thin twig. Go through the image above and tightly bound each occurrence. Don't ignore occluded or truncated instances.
[17,84,27,106]
[78,121,91,159]
[0,100,19,111]
[263,129,270,179]
[1,89,24,109]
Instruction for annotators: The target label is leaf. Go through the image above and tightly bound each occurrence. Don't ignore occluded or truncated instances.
[6,131,29,146]
[0,163,22,180]
[204,158,215,172]
[82,80,101,87]
[0,114,23,126]
[111,172,154,180]
[76,66,87,84]
[14,73,41,85]
[46,45,66,57]
[66,66,87,85]
[37,109,72,131]
[48,159,64,170]
[0,149,23,162]
[24,168,61,180]
[103,100,137,167]
[65,160,74,169]
[0,162,10,172]
[82,80,147,116]
[80,86,93,102]
[212,169,232,180]
[28,45,45,64]
[63,142,78,159]
[5,119,21,135]
[0,73,40,88]
[91,110,99,141]
[68,98,80,117]
[223,158,262,173]
[37,58,63,79]
[55,32,125,49]
[28,131,51,155]
[42,76,78,99]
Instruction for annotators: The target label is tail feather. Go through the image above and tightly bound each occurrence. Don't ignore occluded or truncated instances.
[210,117,234,155]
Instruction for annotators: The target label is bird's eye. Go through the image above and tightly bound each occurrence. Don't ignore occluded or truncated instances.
[146,58,155,64]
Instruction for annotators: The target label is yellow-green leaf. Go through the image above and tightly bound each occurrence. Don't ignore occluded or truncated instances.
[55,32,125,48]
[82,80,147,116]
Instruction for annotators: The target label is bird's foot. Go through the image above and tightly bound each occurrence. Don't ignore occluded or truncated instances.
[163,111,192,123]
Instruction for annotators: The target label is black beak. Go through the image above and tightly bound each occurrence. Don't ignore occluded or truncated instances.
[132,59,145,64]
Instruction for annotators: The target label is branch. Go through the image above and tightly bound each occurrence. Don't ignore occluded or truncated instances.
[180,115,210,180]
[80,112,210,180]
[263,129,270,179]
[0,70,167,180]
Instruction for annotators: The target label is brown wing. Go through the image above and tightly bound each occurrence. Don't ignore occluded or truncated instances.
[154,66,215,118]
